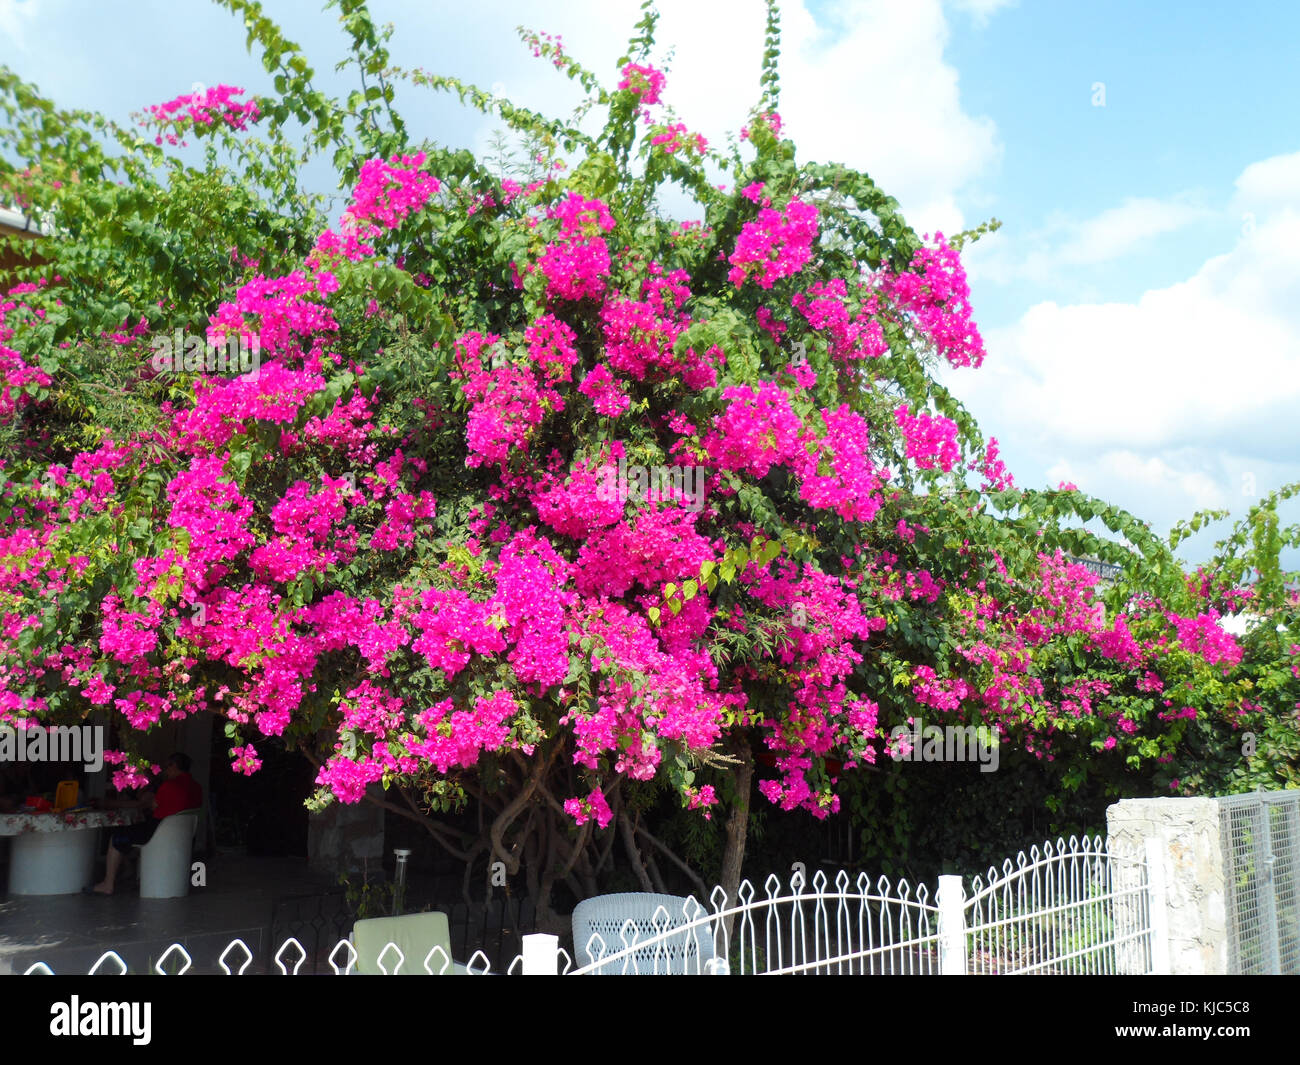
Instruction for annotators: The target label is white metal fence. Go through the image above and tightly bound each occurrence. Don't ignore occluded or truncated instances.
[19,833,1162,975]
[514,834,1158,976]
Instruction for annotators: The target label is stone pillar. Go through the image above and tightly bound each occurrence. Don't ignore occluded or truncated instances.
[1106,797,1228,974]
[308,785,386,877]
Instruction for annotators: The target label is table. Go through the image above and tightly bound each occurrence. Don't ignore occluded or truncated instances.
[0,809,140,895]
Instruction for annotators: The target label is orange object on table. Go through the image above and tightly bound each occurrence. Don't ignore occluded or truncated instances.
[54,781,79,811]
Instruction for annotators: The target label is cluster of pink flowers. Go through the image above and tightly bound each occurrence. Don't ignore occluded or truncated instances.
[230,744,262,776]
[98,594,162,664]
[409,691,522,774]
[791,279,888,364]
[650,123,707,155]
[310,151,438,264]
[142,84,261,145]
[453,331,557,468]
[912,665,972,712]
[875,235,984,369]
[535,192,616,302]
[798,405,885,523]
[1169,612,1243,670]
[894,404,960,472]
[112,764,156,792]
[524,314,580,382]
[346,151,440,235]
[208,271,337,356]
[700,386,887,524]
[0,283,54,423]
[728,198,819,289]
[411,588,505,679]
[740,111,783,140]
[577,364,630,418]
[974,437,1015,492]
[529,456,626,539]
[563,788,614,829]
[296,391,378,464]
[702,382,804,478]
[745,562,885,815]
[618,63,665,105]
[575,503,715,598]
[1091,614,1142,666]
[165,454,258,583]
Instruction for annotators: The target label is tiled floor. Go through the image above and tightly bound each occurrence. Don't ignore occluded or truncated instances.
[0,848,337,974]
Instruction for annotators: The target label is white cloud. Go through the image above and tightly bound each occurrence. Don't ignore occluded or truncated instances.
[778,0,1000,235]
[951,150,1300,536]
[0,0,36,50]
[1054,197,1213,265]
[1095,452,1226,510]
[944,0,1018,27]
[957,208,1300,451]
[1233,150,1300,213]
[966,194,1214,286]
[437,0,1000,237]
[1044,450,1234,549]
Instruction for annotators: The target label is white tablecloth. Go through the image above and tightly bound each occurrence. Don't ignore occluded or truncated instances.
[2,809,141,895]
[0,809,138,836]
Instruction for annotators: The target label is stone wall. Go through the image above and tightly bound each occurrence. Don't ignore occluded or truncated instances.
[307,786,385,876]
[1106,796,1228,974]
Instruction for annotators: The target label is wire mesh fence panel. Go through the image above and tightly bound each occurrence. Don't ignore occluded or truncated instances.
[1269,796,1300,974]
[1219,791,1300,975]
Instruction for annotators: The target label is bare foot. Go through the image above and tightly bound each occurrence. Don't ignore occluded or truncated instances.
[91,882,113,895]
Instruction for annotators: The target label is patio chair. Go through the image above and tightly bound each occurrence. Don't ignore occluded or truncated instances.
[139,808,201,899]
[350,911,467,975]
[571,892,718,974]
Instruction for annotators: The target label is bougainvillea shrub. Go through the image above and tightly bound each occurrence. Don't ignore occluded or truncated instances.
[1,0,1294,912]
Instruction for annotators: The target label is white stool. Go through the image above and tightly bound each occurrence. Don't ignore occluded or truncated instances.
[139,810,200,898]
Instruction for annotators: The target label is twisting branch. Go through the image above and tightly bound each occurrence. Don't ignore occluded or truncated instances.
[634,823,708,899]
[300,748,474,860]
[618,809,654,892]
[595,786,622,876]
[488,745,558,873]
[369,791,473,861]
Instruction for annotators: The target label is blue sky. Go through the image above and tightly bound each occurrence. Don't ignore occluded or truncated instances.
[2,0,1298,566]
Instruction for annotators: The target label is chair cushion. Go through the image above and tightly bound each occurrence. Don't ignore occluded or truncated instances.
[352,912,457,975]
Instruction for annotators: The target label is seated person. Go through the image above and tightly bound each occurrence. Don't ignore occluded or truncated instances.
[0,761,36,813]
[88,752,201,896]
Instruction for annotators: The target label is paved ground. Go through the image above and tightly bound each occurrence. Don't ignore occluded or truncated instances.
[0,847,336,974]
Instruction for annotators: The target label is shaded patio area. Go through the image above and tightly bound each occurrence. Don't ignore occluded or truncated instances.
[0,844,540,974]
[0,849,334,974]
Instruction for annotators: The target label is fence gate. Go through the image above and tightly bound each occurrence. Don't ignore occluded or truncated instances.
[960,835,1155,974]
[1219,790,1300,975]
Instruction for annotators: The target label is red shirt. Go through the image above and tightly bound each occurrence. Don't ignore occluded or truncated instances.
[153,772,202,820]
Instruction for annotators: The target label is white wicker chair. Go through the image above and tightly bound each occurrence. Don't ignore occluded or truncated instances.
[571,892,718,974]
